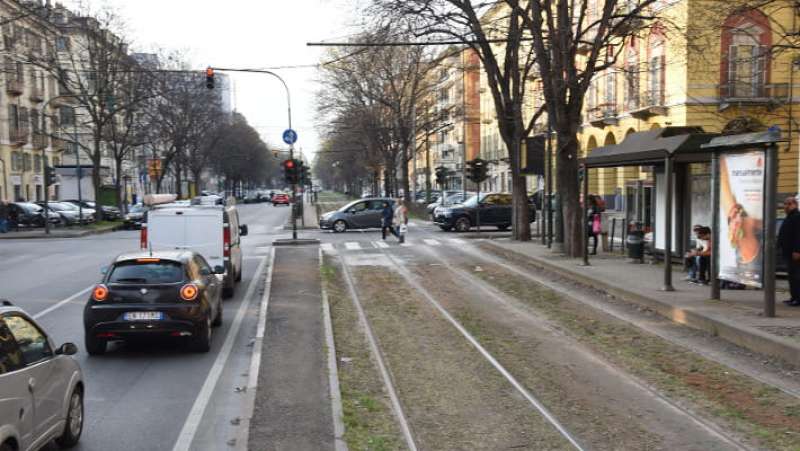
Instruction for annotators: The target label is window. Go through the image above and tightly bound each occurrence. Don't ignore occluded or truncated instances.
[8,104,18,137]
[23,153,31,171]
[625,45,639,111]
[5,315,52,365]
[10,151,21,171]
[604,70,617,109]
[59,106,75,126]
[0,319,24,375]
[34,154,41,173]
[108,261,186,284]
[349,202,368,213]
[55,36,69,51]
[721,11,771,99]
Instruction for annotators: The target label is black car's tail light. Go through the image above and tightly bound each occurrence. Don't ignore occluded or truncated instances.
[93,284,109,301]
[180,284,199,301]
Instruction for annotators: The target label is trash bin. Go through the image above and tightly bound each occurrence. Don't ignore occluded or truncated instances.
[626,222,645,263]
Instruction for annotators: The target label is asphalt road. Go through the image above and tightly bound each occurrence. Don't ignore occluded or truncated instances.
[0,202,291,451]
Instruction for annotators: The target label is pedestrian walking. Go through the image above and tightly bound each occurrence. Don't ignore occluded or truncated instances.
[394,199,408,243]
[0,200,8,233]
[381,201,397,240]
[586,195,603,255]
[778,196,800,306]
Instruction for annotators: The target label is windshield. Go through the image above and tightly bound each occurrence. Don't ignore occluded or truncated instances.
[108,261,185,284]
[20,203,42,212]
[129,204,145,213]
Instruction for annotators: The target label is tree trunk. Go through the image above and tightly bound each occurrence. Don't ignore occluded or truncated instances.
[401,145,411,203]
[509,136,531,241]
[174,160,183,199]
[557,133,582,257]
[114,158,123,213]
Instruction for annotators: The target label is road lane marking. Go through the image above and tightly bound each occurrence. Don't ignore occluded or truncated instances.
[372,241,389,249]
[423,239,441,246]
[448,238,467,246]
[172,256,269,451]
[237,247,276,451]
[33,286,93,320]
[320,248,348,451]
[344,242,361,251]
[400,240,412,247]
[321,243,335,253]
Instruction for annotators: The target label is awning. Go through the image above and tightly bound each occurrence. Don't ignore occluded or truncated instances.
[584,126,719,168]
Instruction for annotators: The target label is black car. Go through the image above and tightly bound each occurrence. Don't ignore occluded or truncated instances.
[83,250,225,355]
[434,193,536,232]
[8,202,59,228]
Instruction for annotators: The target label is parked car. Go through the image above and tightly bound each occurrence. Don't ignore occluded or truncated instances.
[0,300,84,451]
[272,193,291,206]
[143,198,247,298]
[83,251,224,355]
[36,202,95,226]
[434,193,536,232]
[427,192,474,218]
[319,198,396,233]
[8,202,58,228]
[62,200,120,221]
[122,204,148,230]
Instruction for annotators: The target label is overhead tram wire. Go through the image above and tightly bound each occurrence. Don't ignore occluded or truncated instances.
[307,37,536,47]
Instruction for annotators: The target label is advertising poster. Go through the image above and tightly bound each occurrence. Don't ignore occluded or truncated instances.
[718,151,765,288]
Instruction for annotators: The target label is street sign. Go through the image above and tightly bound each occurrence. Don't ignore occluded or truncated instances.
[282,129,298,145]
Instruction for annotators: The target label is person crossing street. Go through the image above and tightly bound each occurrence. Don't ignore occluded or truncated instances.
[394,198,408,244]
[381,201,397,240]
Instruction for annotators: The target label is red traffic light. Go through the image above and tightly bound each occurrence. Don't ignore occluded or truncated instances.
[206,67,214,77]
[284,159,295,169]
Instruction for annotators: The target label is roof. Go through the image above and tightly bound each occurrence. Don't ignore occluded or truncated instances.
[114,250,194,263]
[584,127,719,168]
[701,129,786,150]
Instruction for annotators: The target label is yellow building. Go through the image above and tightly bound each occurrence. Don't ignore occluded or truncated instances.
[579,0,800,216]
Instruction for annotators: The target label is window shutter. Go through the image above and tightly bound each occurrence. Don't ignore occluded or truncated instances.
[755,45,767,96]
[727,45,738,97]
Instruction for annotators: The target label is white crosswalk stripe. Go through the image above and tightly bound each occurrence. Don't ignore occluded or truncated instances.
[344,242,362,250]
[321,243,335,253]
[372,241,390,249]
[448,238,467,245]
[423,239,441,246]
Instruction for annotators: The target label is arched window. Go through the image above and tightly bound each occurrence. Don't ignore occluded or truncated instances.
[721,10,771,99]
[647,27,666,106]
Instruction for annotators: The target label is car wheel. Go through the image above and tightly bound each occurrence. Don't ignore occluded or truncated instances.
[333,220,347,233]
[222,279,235,299]
[191,316,212,353]
[212,301,223,327]
[439,226,452,232]
[497,224,510,231]
[55,386,84,448]
[85,335,107,356]
[235,268,242,282]
[454,217,471,233]
[0,443,13,451]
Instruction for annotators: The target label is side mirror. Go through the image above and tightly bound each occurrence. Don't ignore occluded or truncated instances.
[56,343,78,356]
[200,267,211,276]
[239,224,248,236]
[214,265,225,275]
[100,266,108,275]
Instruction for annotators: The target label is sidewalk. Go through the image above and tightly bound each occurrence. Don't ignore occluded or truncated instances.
[0,222,122,239]
[484,239,800,366]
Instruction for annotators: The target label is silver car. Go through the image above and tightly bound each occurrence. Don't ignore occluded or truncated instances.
[0,301,84,451]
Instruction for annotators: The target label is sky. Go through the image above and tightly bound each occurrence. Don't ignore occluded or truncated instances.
[65,0,364,161]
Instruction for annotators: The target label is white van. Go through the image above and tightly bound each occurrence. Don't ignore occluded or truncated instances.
[140,197,248,298]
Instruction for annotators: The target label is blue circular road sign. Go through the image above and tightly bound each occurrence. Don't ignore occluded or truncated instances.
[283,129,298,145]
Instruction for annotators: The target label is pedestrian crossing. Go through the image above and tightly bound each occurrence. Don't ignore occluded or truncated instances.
[321,238,471,254]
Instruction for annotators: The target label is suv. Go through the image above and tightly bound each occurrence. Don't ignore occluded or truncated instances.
[0,301,84,451]
[434,193,536,232]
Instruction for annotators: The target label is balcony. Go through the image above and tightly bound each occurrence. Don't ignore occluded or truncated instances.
[718,83,790,111]
[32,133,48,150]
[6,79,22,96]
[29,87,44,102]
[588,103,619,128]
[10,128,28,147]
[630,90,667,119]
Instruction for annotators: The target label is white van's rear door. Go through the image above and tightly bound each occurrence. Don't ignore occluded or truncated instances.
[183,210,224,268]
[147,210,188,251]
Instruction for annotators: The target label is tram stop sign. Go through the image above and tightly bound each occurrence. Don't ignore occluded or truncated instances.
[282,129,298,145]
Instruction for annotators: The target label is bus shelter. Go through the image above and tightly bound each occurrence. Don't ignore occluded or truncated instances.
[582,126,719,291]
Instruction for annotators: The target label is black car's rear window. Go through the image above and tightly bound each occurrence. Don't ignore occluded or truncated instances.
[108,260,185,284]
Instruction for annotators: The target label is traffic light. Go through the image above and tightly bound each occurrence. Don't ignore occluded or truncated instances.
[44,166,57,186]
[435,166,448,186]
[283,159,300,184]
[466,158,489,184]
[300,163,311,186]
[205,67,215,90]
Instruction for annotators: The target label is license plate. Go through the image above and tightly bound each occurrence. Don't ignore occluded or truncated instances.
[123,312,164,321]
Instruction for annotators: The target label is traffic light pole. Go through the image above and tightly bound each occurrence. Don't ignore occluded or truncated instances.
[210,67,296,239]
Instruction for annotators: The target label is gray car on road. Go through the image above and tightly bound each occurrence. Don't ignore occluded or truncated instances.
[0,301,84,451]
[319,198,396,233]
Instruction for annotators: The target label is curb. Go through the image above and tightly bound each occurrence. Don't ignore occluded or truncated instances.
[482,240,800,367]
[0,224,123,240]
